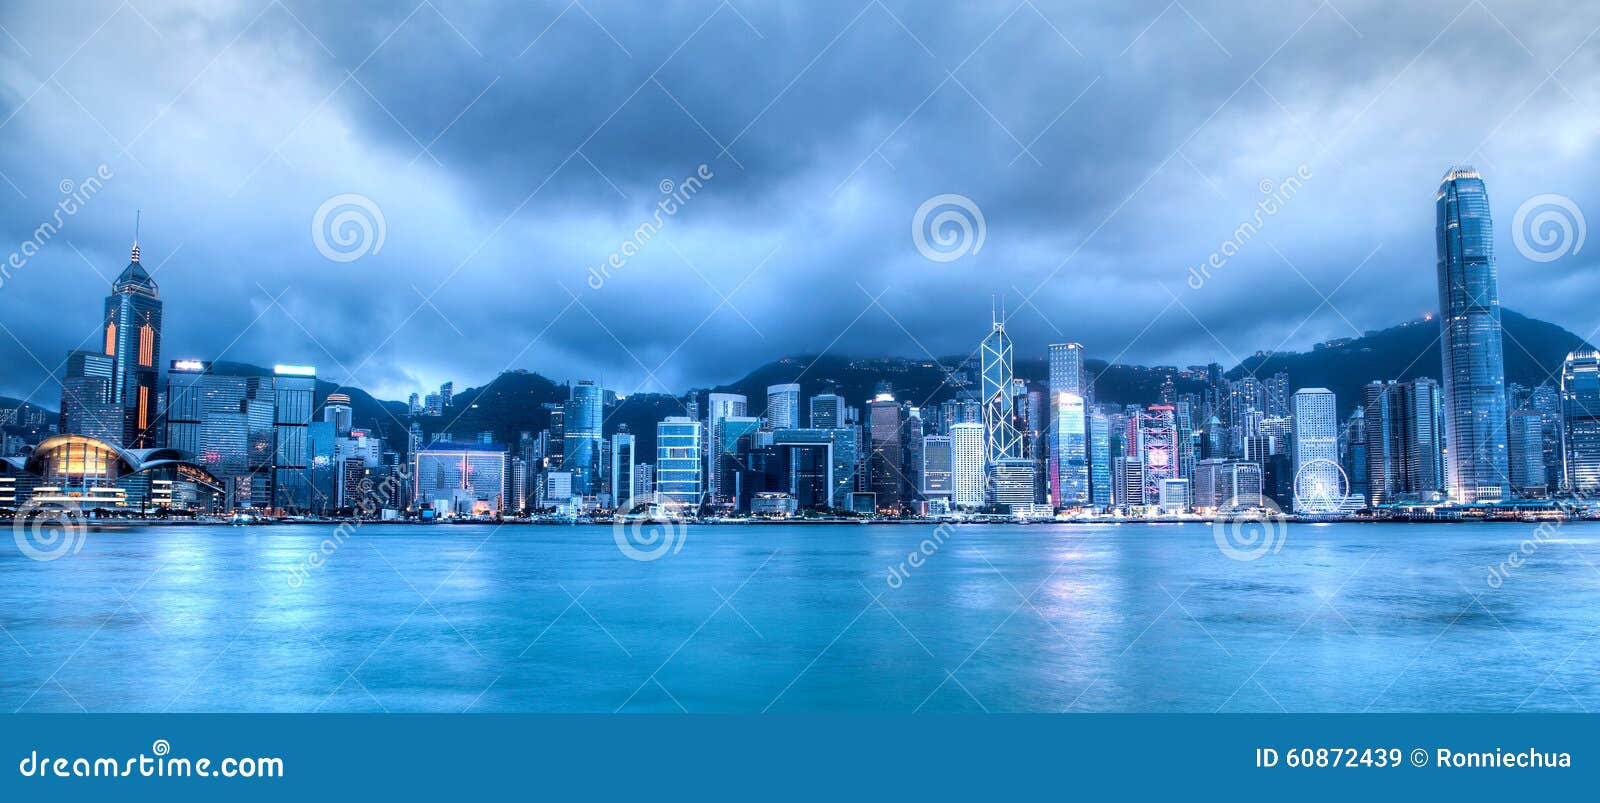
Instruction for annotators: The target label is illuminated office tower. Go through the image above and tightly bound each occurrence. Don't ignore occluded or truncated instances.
[1528,383,1563,491]
[323,392,353,436]
[766,383,801,430]
[162,358,210,457]
[61,350,120,445]
[564,380,603,496]
[989,458,1038,511]
[656,416,703,510]
[1508,410,1547,497]
[412,442,510,515]
[921,434,953,499]
[1290,388,1341,513]
[980,308,1023,463]
[714,415,762,509]
[103,236,163,447]
[1087,409,1112,509]
[1362,379,1444,506]
[1561,351,1600,494]
[1048,343,1088,400]
[611,429,637,507]
[271,365,317,512]
[1048,392,1088,508]
[704,392,748,505]
[949,423,985,509]
[1137,406,1177,504]
[867,393,904,513]
[1435,166,1510,503]
[809,392,845,429]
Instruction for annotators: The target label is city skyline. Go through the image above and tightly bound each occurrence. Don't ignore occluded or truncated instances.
[1,2,1599,403]
[21,165,1591,519]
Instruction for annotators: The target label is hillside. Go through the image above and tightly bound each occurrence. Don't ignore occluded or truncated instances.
[15,308,1590,458]
[1229,309,1592,414]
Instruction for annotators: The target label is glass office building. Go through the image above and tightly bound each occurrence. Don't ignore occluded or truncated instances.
[656,417,703,510]
[1561,351,1600,495]
[563,380,604,496]
[1435,167,1510,502]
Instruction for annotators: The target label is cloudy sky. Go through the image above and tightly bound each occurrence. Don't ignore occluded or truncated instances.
[0,0,1597,404]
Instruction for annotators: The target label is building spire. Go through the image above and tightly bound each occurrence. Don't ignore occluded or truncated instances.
[130,210,141,263]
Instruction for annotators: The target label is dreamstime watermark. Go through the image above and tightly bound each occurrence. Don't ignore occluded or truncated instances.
[0,164,113,290]
[12,499,88,562]
[1212,497,1289,562]
[17,739,284,780]
[911,193,985,262]
[1186,164,1313,290]
[1512,193,1585,263]
[1485,519,1559,590]
[612,496,688,562]
[884,519,957,589]
[311,193,386,262]
[284,465,409,588]
[586,164,714,290]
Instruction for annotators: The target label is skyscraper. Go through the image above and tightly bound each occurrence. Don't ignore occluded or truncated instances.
[867,393,904,512]
[1087,408,1112,509]
[1047,392,1089,508]
[271,364,317,512]
[611,429,637,507]
[704,392,748,506]
[1137,406,1178,504]
[1047,343,1087,400]
[1291,388,1342,513]
[949,422,985,509]
[766,383,801,430]
[563,380,603,496]
[1435,166,1510,503]
[60,349,119,445]
[1362,379,1444,506]
[1508,410,1547,497]
[656,416,703,510]
[921,434,953,499]
[980,309,1023,464]
[323,392,353,436]
[1561,351,1600,495]
[809,392,845,429]
[1528,383,1564,492]
[103,238,163,448]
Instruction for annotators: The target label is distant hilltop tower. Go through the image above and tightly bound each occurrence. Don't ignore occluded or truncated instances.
[104,212,163,448]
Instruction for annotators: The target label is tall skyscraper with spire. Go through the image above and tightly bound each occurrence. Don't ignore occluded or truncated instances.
[980,301,1022,464]
[1435,166,1509,503]
[103,218,163,448]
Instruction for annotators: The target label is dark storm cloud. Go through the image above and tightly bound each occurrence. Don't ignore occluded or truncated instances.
[0,0,1597,405]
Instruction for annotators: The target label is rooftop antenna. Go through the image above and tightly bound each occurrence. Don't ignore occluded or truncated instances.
[130,210,142,263]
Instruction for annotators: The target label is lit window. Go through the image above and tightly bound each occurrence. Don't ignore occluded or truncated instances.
[138,324,154,367]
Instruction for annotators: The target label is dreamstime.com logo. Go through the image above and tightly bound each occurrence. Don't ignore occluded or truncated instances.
[12,500,88,562]
[311,193,386,262]
[911,193,985,262]
[1,164,113,290]
[587,164,714,290]
[1512,193,1585,263]
[1212,497,1289,561]
[1186,165,1312,290]
[612,497,687,562]
[17,739,284,780]
[284,465,410,588]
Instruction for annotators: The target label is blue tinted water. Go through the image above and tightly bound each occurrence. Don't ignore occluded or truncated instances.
[1,522,1596,712]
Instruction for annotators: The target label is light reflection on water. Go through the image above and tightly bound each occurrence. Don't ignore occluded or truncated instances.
[0,522,1596,713]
